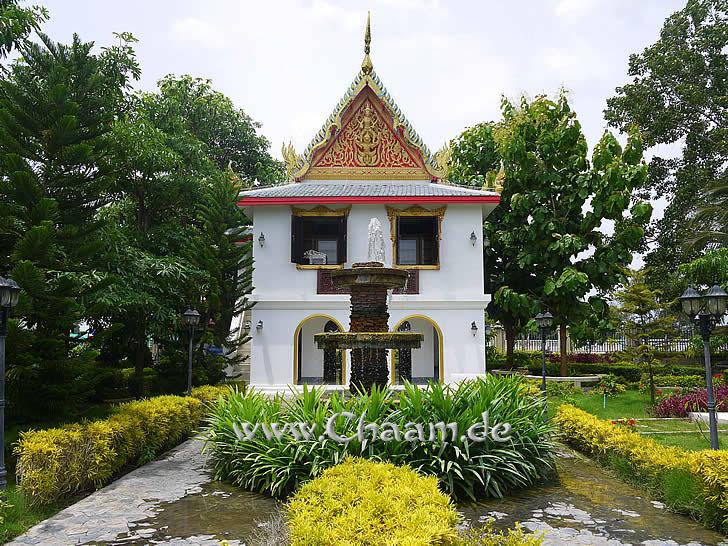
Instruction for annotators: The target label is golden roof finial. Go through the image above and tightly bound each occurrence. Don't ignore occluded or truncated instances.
[361,11,373,74]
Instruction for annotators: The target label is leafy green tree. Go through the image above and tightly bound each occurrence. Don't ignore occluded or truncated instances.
[154,75,284,182]
[0,32,139,418]
[449,123,538,364]
[614,269,675,403]
[496,93,652,375]
[92,91,209,396]
[605,0,727,295]
[0,0,47,60]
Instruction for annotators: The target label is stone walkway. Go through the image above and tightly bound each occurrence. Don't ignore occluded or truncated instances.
[8,440,728,545]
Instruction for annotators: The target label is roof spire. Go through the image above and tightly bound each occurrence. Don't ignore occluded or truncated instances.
[361,11,373,74]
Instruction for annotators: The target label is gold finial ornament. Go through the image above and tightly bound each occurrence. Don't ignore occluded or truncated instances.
[494,160,505,193]
[361,12,373,74]
[282,141,302,181]
[434,144,452,178]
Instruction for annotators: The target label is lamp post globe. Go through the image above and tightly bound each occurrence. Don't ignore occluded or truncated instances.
[705,284,728,319]
[183,308,201,327]
[679,287,703,318]
[0,277,20,309]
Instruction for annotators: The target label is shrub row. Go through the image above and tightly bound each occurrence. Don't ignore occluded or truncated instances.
[15,385,233,505]
[554,404,728,532]
[286,457,543,546]
[640,374,705,391]
[523,361,703,383]
[204,378,555,501]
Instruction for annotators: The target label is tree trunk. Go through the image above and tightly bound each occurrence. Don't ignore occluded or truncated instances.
[505,324,515,368]
[559,322,568,377]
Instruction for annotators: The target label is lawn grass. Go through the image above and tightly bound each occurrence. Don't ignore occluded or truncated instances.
[548,389,651,420]
[0,479,60,543]
[549,389,728,451]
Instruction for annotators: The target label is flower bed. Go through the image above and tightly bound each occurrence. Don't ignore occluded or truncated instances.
[653,384,728,417]
[204,377,555,501]
[554,404,728,531]
[15,385,234,505]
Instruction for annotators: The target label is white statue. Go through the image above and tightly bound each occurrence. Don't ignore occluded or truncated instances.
[367,218,386,264]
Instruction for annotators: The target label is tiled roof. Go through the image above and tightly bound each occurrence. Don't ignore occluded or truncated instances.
[239,182,499,199]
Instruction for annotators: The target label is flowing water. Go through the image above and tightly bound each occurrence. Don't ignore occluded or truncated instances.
[102,449,727,545]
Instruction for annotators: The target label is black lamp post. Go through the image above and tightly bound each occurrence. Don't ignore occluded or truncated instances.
[182,309,201,396]
[0,277,21,489]
[679,284,728,450]
[534,311,554,394]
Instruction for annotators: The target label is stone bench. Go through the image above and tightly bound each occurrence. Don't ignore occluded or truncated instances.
[490,369,604,389]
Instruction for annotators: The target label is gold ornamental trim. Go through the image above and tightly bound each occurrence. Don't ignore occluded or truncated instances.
[306,166,430,180]
[290,205,351,217]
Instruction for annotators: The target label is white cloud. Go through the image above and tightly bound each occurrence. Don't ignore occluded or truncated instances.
[168,17,228,49]
[553,0,597,21]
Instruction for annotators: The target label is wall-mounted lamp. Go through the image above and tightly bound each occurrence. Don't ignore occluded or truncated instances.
[256,320,264,332]
[258,232,266,247]
[470,231,477,246]
[243,320,252,333]
[471,321,478,336]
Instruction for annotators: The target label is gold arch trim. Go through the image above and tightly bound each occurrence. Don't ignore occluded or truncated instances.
[291,205,351,217]
[390,315,444,385]
[293,314,347,385]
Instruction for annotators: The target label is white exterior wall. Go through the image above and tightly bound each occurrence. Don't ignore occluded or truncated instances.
[247,195,490,388]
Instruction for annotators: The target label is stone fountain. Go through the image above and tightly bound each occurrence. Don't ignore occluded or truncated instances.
[315,218,423,393]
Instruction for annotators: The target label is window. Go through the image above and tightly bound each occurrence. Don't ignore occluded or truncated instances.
[291,216,347,265]
[396,216,439,266]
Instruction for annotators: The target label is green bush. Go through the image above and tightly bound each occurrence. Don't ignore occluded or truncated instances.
[156,349,228,393]
[14,386,233,506]
[641,374,704,391]
[204,377,555,501]
[591,374,626,397]
[287,457,459,545]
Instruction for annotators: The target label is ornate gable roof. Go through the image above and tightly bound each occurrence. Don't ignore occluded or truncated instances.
[282,15,448,182]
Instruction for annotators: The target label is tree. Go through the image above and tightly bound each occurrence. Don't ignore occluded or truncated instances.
[449,123,537,364]
[0,0,47,60]
[154,75,284,182]
[614,269,675,403]
[0,32,139,417]
[605,0,727,296]
[496,93,651,375]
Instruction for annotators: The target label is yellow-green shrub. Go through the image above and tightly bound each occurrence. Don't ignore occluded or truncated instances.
[455,524,542,546]
[15,394,206,506]
[554,404,728,531]
[190,383,240,404]
[287,457,459,545]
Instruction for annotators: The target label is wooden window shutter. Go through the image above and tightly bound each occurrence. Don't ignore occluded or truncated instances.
[337,215,347,264]
[291,215,303,263]
[431,216,439,264]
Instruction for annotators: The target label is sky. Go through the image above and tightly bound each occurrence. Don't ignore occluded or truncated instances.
[39,0,685,266]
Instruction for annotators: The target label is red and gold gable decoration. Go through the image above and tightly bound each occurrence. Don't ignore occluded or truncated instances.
[305,87,431,180]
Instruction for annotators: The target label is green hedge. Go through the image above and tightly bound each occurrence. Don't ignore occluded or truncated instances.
[15,385,233,505]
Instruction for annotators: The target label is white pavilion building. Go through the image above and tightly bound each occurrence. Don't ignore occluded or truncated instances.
[236,18,501,391]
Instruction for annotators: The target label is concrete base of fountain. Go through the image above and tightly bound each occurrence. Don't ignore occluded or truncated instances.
[314,261,423,393]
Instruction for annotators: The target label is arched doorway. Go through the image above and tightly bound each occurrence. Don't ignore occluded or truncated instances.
[391,316,444,384]
[293,315,346,385]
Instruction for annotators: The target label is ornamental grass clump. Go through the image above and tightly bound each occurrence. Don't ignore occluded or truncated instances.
[287,457,459,545]
[203,376,555,501]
